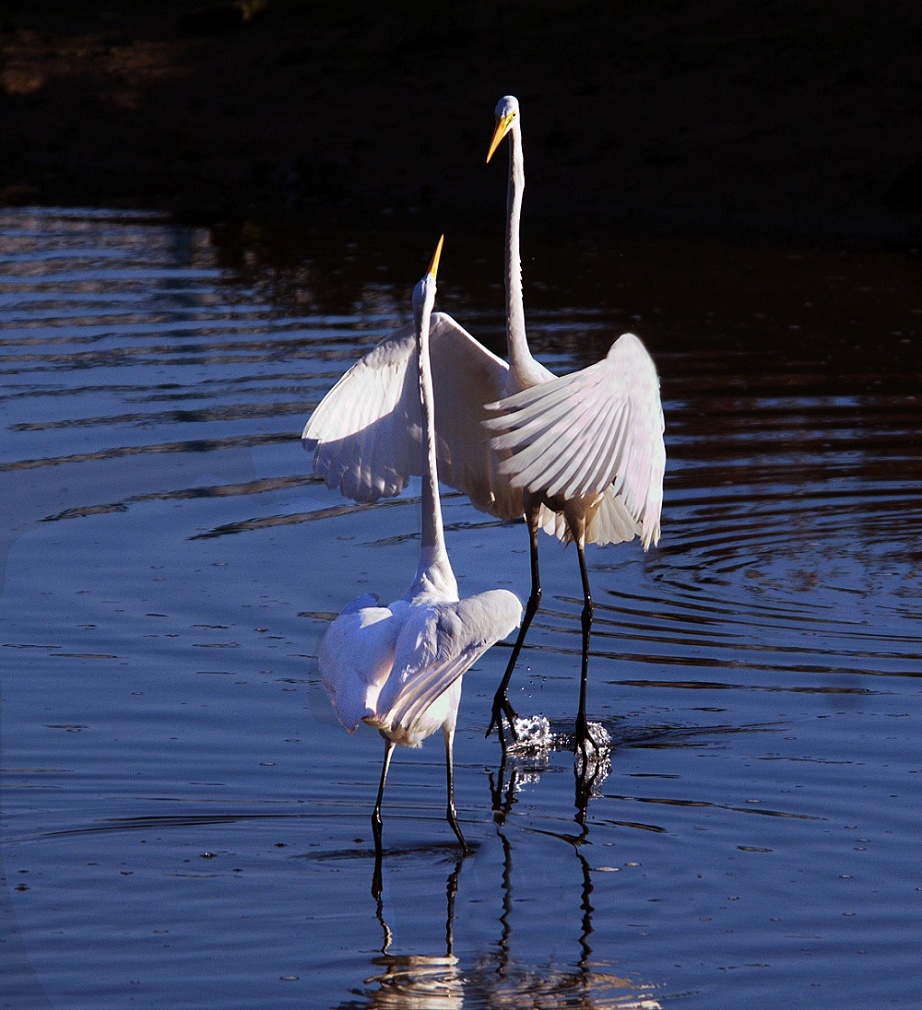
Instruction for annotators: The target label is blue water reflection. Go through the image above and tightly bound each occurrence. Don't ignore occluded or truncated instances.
[1,208,920,1009]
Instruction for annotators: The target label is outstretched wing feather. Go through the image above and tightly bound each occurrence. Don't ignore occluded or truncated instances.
[485,333,665,547]
[303,313,523,519]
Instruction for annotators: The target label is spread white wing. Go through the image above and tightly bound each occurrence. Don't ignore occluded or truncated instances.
[303,312,523,520]
[484,332,665,549]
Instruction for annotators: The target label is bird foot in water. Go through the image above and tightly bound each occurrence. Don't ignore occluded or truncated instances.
[486,695,519,747]
[573,721,611,778]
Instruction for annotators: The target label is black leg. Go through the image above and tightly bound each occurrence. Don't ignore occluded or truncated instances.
[573,539,602,760]
[574,749,604,820]
[487,508,541,747]
[371,739,395,856]
[444,724,468,852]
[371,739,395,898]
[372,846,385,902]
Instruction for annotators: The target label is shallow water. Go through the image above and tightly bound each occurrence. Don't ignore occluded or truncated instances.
[1,207,920,1009]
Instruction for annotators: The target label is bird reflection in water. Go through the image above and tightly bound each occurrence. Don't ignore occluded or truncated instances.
[483,750,659,1009]
[353,747,659,1010]
[362,855,466,1010]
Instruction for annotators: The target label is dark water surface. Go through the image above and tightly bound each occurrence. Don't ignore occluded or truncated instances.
[1,207,920,1008]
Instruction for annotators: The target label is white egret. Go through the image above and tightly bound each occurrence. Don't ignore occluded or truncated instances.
[318,236,522,855]
[480,95,665,754]
[304,97,664,757]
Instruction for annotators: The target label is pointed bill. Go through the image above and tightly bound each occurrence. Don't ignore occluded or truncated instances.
[486,113,515,163]
[428,234,444,280]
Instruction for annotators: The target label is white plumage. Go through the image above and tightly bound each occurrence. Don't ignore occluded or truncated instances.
[484,332,664,548]
[306,96,665,759]
[480,95,664,754]
[317,237,521,853]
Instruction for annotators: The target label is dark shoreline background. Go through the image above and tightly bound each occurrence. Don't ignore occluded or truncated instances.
[2,1,922,249]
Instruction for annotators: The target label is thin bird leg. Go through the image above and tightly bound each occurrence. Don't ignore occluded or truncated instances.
[372,738,396,858]
[573,537,601,760]
[443,723,468,852]
[486,505,542,747]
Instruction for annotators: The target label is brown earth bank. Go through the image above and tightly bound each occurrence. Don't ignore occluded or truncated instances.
[2,0,922,248]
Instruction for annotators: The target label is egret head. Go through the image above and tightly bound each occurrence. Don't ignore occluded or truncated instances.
[487,95,519,163]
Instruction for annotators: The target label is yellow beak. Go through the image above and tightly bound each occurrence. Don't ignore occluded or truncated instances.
[427,234,444,280]
[486,113,515,164]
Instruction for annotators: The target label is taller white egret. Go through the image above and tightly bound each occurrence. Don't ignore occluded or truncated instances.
[303,98,664,757]
[318,237,521,855]
[480,95,665,753]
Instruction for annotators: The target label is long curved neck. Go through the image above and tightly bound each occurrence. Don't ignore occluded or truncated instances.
[505,120,534,382]
[411,304,457,601]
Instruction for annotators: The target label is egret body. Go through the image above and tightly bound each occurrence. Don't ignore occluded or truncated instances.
[318,238,521,852]
[481,95,665,753]
[305,99,665,757]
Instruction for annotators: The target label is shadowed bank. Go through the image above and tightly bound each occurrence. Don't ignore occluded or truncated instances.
[2,0,922,246]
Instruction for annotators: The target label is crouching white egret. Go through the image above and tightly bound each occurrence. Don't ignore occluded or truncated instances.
[318,237,521,855]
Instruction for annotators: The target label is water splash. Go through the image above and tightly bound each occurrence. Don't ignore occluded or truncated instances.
[507,714,554,753]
